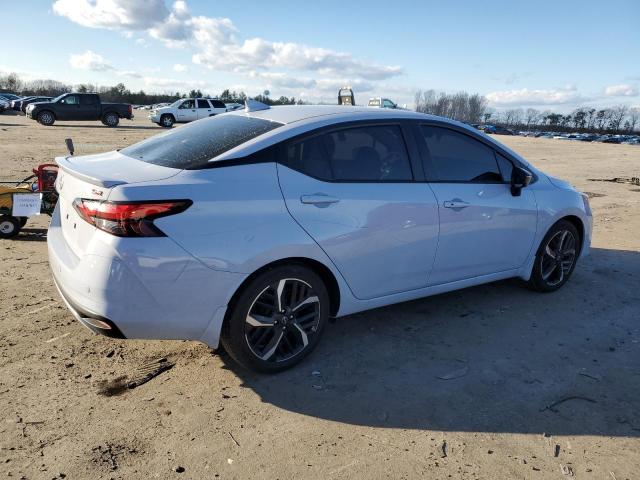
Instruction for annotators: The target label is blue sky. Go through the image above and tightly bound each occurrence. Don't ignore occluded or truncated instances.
[2,0,639,110]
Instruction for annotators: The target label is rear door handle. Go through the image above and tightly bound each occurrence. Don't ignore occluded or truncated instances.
[443,199,470,209]
[300,194,340,205]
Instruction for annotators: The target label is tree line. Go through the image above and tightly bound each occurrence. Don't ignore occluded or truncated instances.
[491,106,638,134]
[0,73,303,107]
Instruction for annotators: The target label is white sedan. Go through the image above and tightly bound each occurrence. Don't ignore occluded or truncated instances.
[49,103,592,372]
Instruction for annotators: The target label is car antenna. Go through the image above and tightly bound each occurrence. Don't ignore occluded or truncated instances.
[65,138,74,156]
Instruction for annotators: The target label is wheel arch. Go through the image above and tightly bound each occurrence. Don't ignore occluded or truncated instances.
[558,214,585,253]
[224,257,341,324]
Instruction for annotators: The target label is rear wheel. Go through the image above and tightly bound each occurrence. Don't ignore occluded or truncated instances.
[37,111,55,126]
[160,114,174,128]
[103,112,119,127]
[221,264,329,373]
[529,220,580,292]
[0,215,21,239]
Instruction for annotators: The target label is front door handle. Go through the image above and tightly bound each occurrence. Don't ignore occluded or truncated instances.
[443,199,470,209]
[300,194,340,206]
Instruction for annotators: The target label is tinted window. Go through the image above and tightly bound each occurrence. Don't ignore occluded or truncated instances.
[420,126,502,182]
[286,135,333,181]
[81,94,98,105]
[326,125,412,181]
[211,100,226,109]
[121,115,282,169]
[197,99,210,109]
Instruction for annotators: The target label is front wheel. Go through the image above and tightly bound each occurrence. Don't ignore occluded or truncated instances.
[0,215,21,239]
[103,112,119,127]
[221,264,330,373]
[160,114,174,128]
[37,111,55,126]
[529,220,580,292]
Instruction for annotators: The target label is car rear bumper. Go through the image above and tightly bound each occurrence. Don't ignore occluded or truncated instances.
[47,204,245,348]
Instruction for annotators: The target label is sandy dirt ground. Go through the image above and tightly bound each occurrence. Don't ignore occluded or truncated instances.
[1,113,639,480]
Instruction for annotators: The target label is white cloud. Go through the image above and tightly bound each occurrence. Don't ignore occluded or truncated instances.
[604,84,638,97]
[69,50,114,71]
[52,0,169,30]
[173,63,188,72]
[54,0,402,82]
[486,86,586,106]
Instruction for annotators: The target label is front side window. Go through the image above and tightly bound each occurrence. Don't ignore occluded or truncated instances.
[382,99,396,108]
[121,115,282,169]
[179,100,195,109]
[60,95,79,105]
[420,126,502,182]
[196,99,210,109]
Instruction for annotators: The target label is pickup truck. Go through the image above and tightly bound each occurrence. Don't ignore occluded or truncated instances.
[148,97,228,127]
[26,93,133,127]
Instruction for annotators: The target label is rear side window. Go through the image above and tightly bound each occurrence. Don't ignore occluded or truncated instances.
[420,126,502,182]
[196,99,210,109]
[121,115,282,169]
[286,125,413,182]
[327,125,412,181]
[211,100,226,109]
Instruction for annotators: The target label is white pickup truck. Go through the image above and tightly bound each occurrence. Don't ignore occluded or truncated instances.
[149,98,228,127]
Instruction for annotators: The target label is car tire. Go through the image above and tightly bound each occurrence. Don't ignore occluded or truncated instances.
[103,112,119,127]
[160,114,175,128]
[221,264,330,373]
[0,215,21,239]
[37,111,55,126]
[528,220,580,292]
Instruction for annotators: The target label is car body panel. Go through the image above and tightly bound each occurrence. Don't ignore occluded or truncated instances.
[427,182,538,285]
[277,164,440,299]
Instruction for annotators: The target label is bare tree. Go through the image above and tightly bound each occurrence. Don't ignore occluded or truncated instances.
[525,108,541,129]
[608,105,628,132]
[627,108,639,132]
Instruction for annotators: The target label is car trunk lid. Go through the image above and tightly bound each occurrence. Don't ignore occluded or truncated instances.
[55,150,181,256]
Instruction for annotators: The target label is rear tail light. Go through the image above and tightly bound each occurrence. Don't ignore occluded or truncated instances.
[128,104,133,115]
[72,199,191,237]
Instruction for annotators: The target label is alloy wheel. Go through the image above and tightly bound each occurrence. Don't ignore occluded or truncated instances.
[540,229,577,287]
[244,278,321,363]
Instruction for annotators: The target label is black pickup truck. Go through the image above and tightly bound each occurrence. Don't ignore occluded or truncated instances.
[26,93,133,127]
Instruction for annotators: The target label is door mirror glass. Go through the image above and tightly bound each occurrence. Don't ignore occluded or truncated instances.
[510,165,532,196]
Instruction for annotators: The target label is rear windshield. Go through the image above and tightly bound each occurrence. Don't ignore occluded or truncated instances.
[121,114,282,169]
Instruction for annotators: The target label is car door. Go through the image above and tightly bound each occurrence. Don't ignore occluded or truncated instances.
[196,99,213,119]
[79,94,100,120]
[277,122,440,300]
[56,94,81,120]
[416,124,538,285]
[176,99,197,122]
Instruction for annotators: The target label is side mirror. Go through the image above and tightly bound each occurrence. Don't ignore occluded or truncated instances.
[510,165,532,196]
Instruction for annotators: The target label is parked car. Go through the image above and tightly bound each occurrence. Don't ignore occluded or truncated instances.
[0,97,10,113]
[368,97,398,109]
[20,96,53,113]
[11,96,35,111]
[149,98,228,127]
[0,92,21,101]
[483,125,514,135]
[26,93,133,127]
[48,104,592,372]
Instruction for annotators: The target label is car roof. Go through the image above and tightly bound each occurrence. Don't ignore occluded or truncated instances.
[228,104,429,125]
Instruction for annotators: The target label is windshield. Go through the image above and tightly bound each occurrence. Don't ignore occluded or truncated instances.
[169,99,183,107]
[51,94,67,103]
[121,114,283,169]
